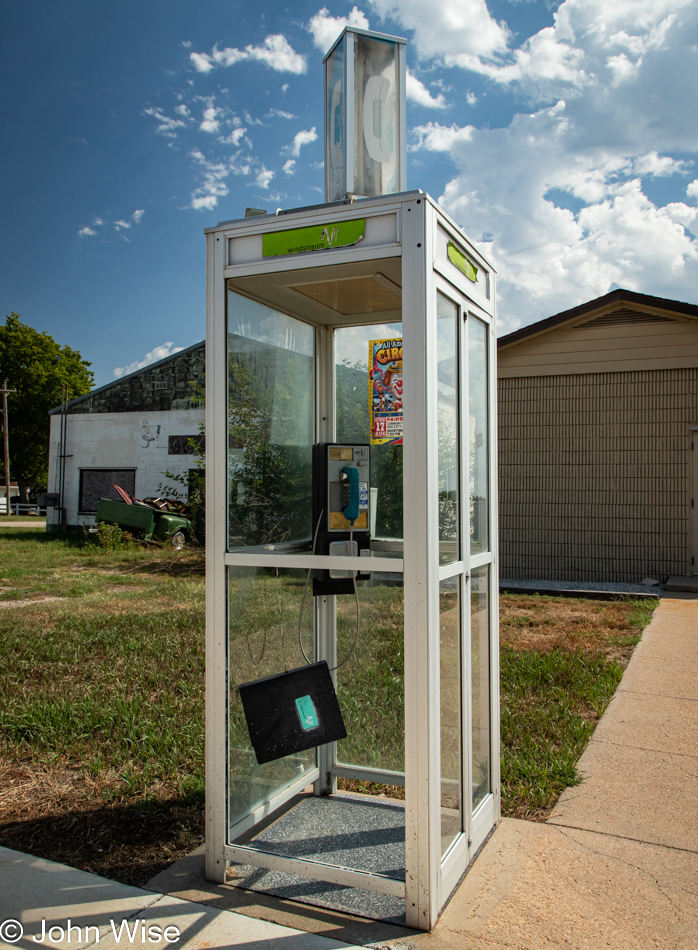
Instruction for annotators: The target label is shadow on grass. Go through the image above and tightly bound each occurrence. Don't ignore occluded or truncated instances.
[0,793,204,887]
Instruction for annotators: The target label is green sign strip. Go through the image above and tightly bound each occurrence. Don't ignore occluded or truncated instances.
[263,218,366,257]
[447,241,479,283]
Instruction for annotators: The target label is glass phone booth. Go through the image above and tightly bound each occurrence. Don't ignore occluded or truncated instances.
[204,190,499,929]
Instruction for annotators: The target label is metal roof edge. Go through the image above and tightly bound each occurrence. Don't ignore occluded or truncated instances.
[204,189,425,232]
[322,25,407,63]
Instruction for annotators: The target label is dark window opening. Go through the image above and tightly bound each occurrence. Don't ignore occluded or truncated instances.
[79,469,136,513]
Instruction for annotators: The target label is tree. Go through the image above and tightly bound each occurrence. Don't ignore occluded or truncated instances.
[0,314,93,502]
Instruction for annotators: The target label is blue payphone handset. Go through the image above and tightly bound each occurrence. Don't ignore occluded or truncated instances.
[341,465,360,525]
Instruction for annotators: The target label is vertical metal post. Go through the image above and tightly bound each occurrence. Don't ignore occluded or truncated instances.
[205,230,229,883]
[315,325,338,796]
[59,384,68,527]
[402,195,441,928]
[1,380,16,518]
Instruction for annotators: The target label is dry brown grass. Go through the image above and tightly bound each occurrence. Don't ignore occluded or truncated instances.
[499,594,648,666]
[0,761,203,885]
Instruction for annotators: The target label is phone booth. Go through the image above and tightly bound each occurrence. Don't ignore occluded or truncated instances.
[204,27,499,932]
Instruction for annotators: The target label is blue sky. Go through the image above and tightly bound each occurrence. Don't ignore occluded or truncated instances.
[2,0,698,387]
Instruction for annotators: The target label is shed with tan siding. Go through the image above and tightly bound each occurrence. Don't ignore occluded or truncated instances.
[498,289,698,583]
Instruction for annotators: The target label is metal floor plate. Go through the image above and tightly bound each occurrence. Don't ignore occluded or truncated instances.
[228,792,407,923]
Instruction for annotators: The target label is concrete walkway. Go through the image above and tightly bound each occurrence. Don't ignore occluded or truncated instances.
[0,521,45,528]
[405,593,698,949]
[1,595,695,949]
[0,846,358,949]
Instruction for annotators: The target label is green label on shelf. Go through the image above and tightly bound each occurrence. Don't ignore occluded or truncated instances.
[263,219,366,257]
[295,694,319,731]
[447,241,479,283]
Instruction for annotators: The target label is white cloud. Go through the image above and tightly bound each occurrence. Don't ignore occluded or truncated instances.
[113,342,184,379]
[191,195,219,211]
[368,0,694,104]
[268,108,295,119]
[93,217,104,226]
[256,166,274,189]
[78,226,97,237]
[402,0,698,330]
[190,34,306,75]
[113,210,145,231]
[200,105,222,134]
[190,149,236,210]
[283,159,296,175]
[143,106,188,139]
[218,126,247,146]
[286,127,318,157]
[411,122,474,151]
[633,152,688,177]
[367,0,508,64]
[466,91,477,106]
[281,83,289,93]
[406,70,447,109]
[181,40,191,49]
[307,7,369,52]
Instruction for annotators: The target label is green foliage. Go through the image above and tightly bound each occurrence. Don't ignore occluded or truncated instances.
[93,521,132,550]
[0,313,93,499]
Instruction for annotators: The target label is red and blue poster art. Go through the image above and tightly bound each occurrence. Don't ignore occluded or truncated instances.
[369,338,403,445]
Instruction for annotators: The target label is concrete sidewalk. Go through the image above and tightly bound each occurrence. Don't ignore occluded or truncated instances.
[401,593,698,949]
[0,846,358,949]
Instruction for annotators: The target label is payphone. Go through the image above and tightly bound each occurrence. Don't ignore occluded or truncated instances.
[312,442,371,594]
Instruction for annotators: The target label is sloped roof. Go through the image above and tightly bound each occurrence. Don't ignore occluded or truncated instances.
[50,341,205,415]
[498,289,698,350]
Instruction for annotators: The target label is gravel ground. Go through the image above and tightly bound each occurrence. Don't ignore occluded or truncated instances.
[500,578,662,595]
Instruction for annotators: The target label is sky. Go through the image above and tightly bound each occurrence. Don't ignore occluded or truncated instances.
[2,0,698,387]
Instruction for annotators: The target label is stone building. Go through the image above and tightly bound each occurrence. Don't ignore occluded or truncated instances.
[498,289,698,583]
[46,342,205,529]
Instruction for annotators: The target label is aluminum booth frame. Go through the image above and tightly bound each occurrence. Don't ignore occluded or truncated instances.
[205,190,499,930]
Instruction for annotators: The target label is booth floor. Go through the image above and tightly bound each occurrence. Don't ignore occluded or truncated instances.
[229,792,407,923]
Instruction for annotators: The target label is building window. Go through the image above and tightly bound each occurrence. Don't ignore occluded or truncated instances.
[79,469,136,513]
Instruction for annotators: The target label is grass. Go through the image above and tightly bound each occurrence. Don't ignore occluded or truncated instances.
[0,528,205,883]
[0,527,658,884]
[499,592,657,818]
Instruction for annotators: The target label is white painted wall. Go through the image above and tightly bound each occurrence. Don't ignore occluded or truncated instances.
[46,409,205,527]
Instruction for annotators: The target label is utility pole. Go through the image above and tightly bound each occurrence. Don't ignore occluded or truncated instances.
[1,380,17,518]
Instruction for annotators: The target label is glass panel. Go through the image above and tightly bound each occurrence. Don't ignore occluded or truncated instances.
[440,577,462,856]
[336,578,404,772]
[437,293,459,564]
[325,39,345,203]
[335,323,403,540]
[469,317,489,554]
[227,289,315,550]
[471,566,491,810]
[354,35,399,198]
[228,565,316,836]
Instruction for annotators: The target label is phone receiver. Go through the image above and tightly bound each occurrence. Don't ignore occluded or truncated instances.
[363,75,392,164]
[341,465,360,525]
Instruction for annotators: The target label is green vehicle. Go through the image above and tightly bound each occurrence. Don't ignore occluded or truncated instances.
[96,497,192,549]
